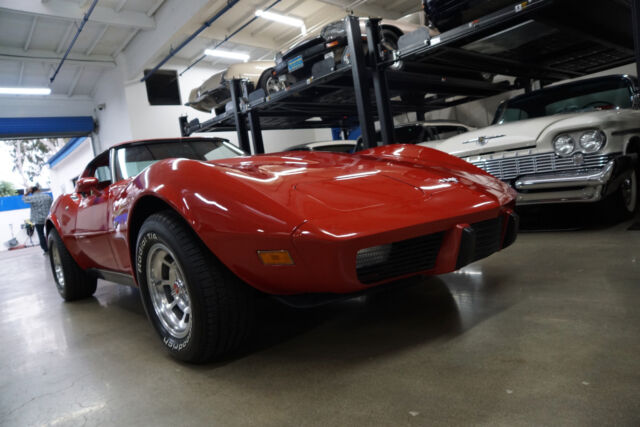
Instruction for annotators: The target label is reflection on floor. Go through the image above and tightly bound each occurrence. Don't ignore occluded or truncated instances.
[0,219,638,426]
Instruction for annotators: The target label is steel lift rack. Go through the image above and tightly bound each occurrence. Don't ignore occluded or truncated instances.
[180,0,639,155]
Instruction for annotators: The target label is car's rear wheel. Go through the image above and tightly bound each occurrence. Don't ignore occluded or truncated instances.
[258,67,282,95]
[48,228,97,301]
[136,211,254,363]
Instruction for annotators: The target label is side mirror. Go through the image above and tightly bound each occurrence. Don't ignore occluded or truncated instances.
[75,177,98,194]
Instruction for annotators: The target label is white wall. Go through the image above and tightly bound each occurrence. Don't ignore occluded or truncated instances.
[93,65,134,151]
[0,95,94,118]
[0,208,33,251]
[49,138,94,199]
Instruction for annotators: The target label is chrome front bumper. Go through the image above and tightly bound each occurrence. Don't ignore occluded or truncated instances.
[513,155,636,205]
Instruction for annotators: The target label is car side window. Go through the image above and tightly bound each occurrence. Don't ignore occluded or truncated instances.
[94,165,112,183]
[81,151,112,188]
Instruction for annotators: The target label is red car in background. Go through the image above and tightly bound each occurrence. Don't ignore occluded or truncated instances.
[47,138,518,362]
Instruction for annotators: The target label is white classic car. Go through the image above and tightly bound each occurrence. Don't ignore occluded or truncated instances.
[433,75,639,215]
[186,61,277,115]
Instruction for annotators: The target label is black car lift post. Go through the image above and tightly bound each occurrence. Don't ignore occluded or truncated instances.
[632,0,640,81]
[366,18,395,145]
[241,81,265,154]
[229,79,251,153]
[345,15,376,149]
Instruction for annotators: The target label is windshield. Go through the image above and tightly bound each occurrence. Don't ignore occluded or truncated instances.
[494,77,635,124]
[312,144,354,153]
[383,125,469,144]
[115,139,244,180]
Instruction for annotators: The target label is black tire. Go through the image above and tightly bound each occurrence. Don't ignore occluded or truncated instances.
[258,67,280,95]
[612,167,638,217]
[48,228,97,301]
[135,211,254,363]
[379,28,399,54]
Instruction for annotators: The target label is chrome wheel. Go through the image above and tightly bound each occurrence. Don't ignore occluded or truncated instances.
[264,75,281,95]
[146,243,192,339]
[51,244,64,288]
[621,170,637,212]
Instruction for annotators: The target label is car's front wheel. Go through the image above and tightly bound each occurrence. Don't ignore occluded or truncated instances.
[136,211,253,363]
[619,168,638,214]
[48,228,97,301]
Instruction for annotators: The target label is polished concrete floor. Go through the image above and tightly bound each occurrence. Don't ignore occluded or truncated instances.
[1,220,639,426]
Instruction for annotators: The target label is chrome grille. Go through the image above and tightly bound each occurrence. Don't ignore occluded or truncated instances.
[466,153,615,181]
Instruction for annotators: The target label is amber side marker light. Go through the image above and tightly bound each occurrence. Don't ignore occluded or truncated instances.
[325,40,339,48]
[257,250,294,265]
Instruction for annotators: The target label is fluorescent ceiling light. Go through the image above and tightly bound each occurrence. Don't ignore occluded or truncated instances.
[203,49,250,62]
[0,87,51,95]
[255,10,306,34]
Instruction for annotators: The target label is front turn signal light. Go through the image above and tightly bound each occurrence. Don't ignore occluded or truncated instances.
[257,250,294,265]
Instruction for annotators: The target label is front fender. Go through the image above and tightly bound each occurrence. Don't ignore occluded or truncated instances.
[124,159,305,283]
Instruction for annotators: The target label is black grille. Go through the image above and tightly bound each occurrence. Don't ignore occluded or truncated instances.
[356,232,444,284]
[470,217,503,262]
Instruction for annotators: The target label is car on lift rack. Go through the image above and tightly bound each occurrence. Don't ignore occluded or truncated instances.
[272,12,438,90]
[356,120,474,150]
[432,75,640,215]
[186,61,278,115]
[46,137,518,363]
[283,140,357,153]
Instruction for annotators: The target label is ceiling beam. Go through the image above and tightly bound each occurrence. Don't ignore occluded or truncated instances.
[24,16,38,51]
[115,0,128,13]
[0,46,115,68]
[86,24,109,55]
[67,66,84,96]
[123,0,228,79]
[0,0,156,30]
[113,30,139,57]
[314,0,401,19]
[56,22,75,54]
[200,28,281,51]
[17,62,25,85]
[147,0,165,17]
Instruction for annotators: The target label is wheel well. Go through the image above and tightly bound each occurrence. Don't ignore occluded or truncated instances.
[45,219,54,236]
[380,25,402,40]
[626,136,640,155]
[127,196,178,271]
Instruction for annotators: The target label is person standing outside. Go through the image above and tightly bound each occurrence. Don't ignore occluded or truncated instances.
[22,185,53,254]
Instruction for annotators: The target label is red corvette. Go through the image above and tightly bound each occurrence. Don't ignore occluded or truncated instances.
[47,137,518,362]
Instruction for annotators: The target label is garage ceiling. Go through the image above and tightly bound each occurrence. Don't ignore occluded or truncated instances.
[0,0,421,97]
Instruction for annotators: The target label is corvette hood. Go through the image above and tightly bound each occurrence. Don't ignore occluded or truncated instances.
[433,112,607,157]
[213,152,506,236]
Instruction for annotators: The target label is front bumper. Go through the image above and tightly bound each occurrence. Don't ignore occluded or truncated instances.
[513,154,637,205]
[232,208,518,295]
[186,86,230,112]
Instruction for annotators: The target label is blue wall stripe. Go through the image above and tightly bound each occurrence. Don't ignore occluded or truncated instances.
[47,137,88,167]
[0,193,54,212]
[0,116,94,139]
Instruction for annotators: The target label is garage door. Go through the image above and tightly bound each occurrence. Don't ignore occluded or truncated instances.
[0,116,94,139]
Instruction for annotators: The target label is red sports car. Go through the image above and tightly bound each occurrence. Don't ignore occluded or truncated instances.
[47,137,518,362]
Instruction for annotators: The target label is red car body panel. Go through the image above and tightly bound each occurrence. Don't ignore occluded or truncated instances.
[48,141,517,295]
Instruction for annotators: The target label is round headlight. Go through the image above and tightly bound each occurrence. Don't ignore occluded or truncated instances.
[553,134,575,156]
[579,130,606,153]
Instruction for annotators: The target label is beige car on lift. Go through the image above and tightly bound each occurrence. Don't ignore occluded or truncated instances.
[431,75,640,215]
[186,60,277,114]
